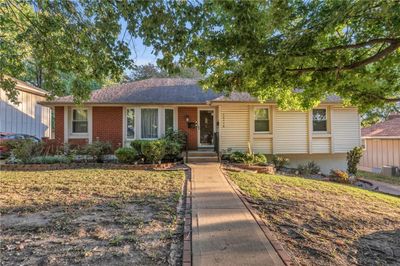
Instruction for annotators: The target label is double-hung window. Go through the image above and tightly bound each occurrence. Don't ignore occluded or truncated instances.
[72,109,88,133]
[126,108,135,139]
[141,108,158,138]
[312,109,327,132]
[254,108,270,132]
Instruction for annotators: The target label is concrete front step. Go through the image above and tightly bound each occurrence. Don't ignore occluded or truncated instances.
[188,151,217,157]
[188,156,219,163]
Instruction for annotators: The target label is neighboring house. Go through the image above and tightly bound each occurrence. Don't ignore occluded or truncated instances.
[360,114,400,172]
[0,77,52,138]
[40,78,361,173]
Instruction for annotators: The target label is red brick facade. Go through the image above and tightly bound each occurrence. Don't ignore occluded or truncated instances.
[54,106,64,145]
[92,107,123,149]
[178,107,198,150]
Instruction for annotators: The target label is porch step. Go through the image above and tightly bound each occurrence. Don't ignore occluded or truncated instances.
[188,156,219,163]
[185,150,219,162]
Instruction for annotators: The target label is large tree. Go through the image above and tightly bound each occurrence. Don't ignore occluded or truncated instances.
[0,0,131,103]
[123,0,400,111]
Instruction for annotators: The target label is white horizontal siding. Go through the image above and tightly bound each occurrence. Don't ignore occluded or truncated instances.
[219,105,249,151]
[332,108,360,153]
[311,137,330,153]
[274,111,308,154]
[0,88,51,138]
[253,138,272,154]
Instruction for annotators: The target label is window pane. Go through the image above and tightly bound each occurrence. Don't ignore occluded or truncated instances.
[165,109,174,131]
[313,109,327,131]
[255,120,269,132]
[141,109,158,138]
[73,121,88,133]
[255,109,268,120]
[127,109,135,139]
[73,109,88,121]
[254,108,269,132]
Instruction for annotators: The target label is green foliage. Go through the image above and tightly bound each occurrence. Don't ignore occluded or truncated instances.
[1,1,131,103]
[271,156,290,170]
[29,155,72,164]
[164,141,182,160]
[130,140,149,156]
[123,1,400,111]
[84,141,113,163]
[123,63,202,82]
[11,140,44,163]
[163,129,187,147]
[347,147,364,175]
[361,104,400,127]
[297,161,321,176]
[228,151,267,165]
[115,147,138,164]
[141,140,166,164]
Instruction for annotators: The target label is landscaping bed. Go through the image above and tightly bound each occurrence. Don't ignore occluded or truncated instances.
[0,169,186,265]
[226,170,400,266]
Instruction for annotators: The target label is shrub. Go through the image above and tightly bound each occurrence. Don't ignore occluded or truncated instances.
[164,129,187,147]
[164,141,182,160]
[297,161,321,175]
[252,153,267,165]
[115,147,138,164]
[11,140,44,163]
[84,141,113,163]
[347,146,363,175]
[130,140,149,156]
[228,151,267,165]
[141,140,166,164]
[330,169,352,183]
[229,151,247,163]
[272,155,290,170]
[30,155,72,164]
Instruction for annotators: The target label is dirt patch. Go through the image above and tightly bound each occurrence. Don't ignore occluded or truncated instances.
[0,169,185,265]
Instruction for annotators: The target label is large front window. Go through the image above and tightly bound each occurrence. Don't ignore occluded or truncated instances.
[141,109,158,138]
[127,109,135,139]
[254,108,269,132]
[72,109,88,133]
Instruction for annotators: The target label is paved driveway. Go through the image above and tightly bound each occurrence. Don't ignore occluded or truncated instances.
[189,163,285,266]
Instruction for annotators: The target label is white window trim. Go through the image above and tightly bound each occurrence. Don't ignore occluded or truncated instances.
[312,107,328,133]
[254,107,271,133]
[68,107,92,142]
[123,106,177,146]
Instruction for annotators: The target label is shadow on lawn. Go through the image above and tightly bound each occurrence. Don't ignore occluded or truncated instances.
[356,229,400,265]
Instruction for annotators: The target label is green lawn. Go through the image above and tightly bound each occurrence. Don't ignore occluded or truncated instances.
[0,169,185,265]
[357,170,400,186]
[227,170,400,266]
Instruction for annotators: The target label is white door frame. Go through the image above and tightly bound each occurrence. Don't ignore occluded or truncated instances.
[197,108,216,148]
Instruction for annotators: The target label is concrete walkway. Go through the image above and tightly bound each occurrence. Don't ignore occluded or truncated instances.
[189,163,285,266]
[359,178,400,196]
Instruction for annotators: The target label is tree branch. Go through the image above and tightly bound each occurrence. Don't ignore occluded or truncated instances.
[323,38,399,51]
[287,40,400,73]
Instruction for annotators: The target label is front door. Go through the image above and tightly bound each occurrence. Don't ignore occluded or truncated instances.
[198,110,214,147]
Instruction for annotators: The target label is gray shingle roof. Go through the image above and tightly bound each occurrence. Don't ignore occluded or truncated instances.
[48,78,221,104]
[43,78,342,105]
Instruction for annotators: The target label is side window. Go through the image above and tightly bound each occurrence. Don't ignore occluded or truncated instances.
[254,108,270,132]
[312,109,327,132]
[165,109,174,131]
[72,109,88,133]
[126,109,135,139]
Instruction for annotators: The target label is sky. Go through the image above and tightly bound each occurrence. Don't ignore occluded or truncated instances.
[119,19,159,67]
